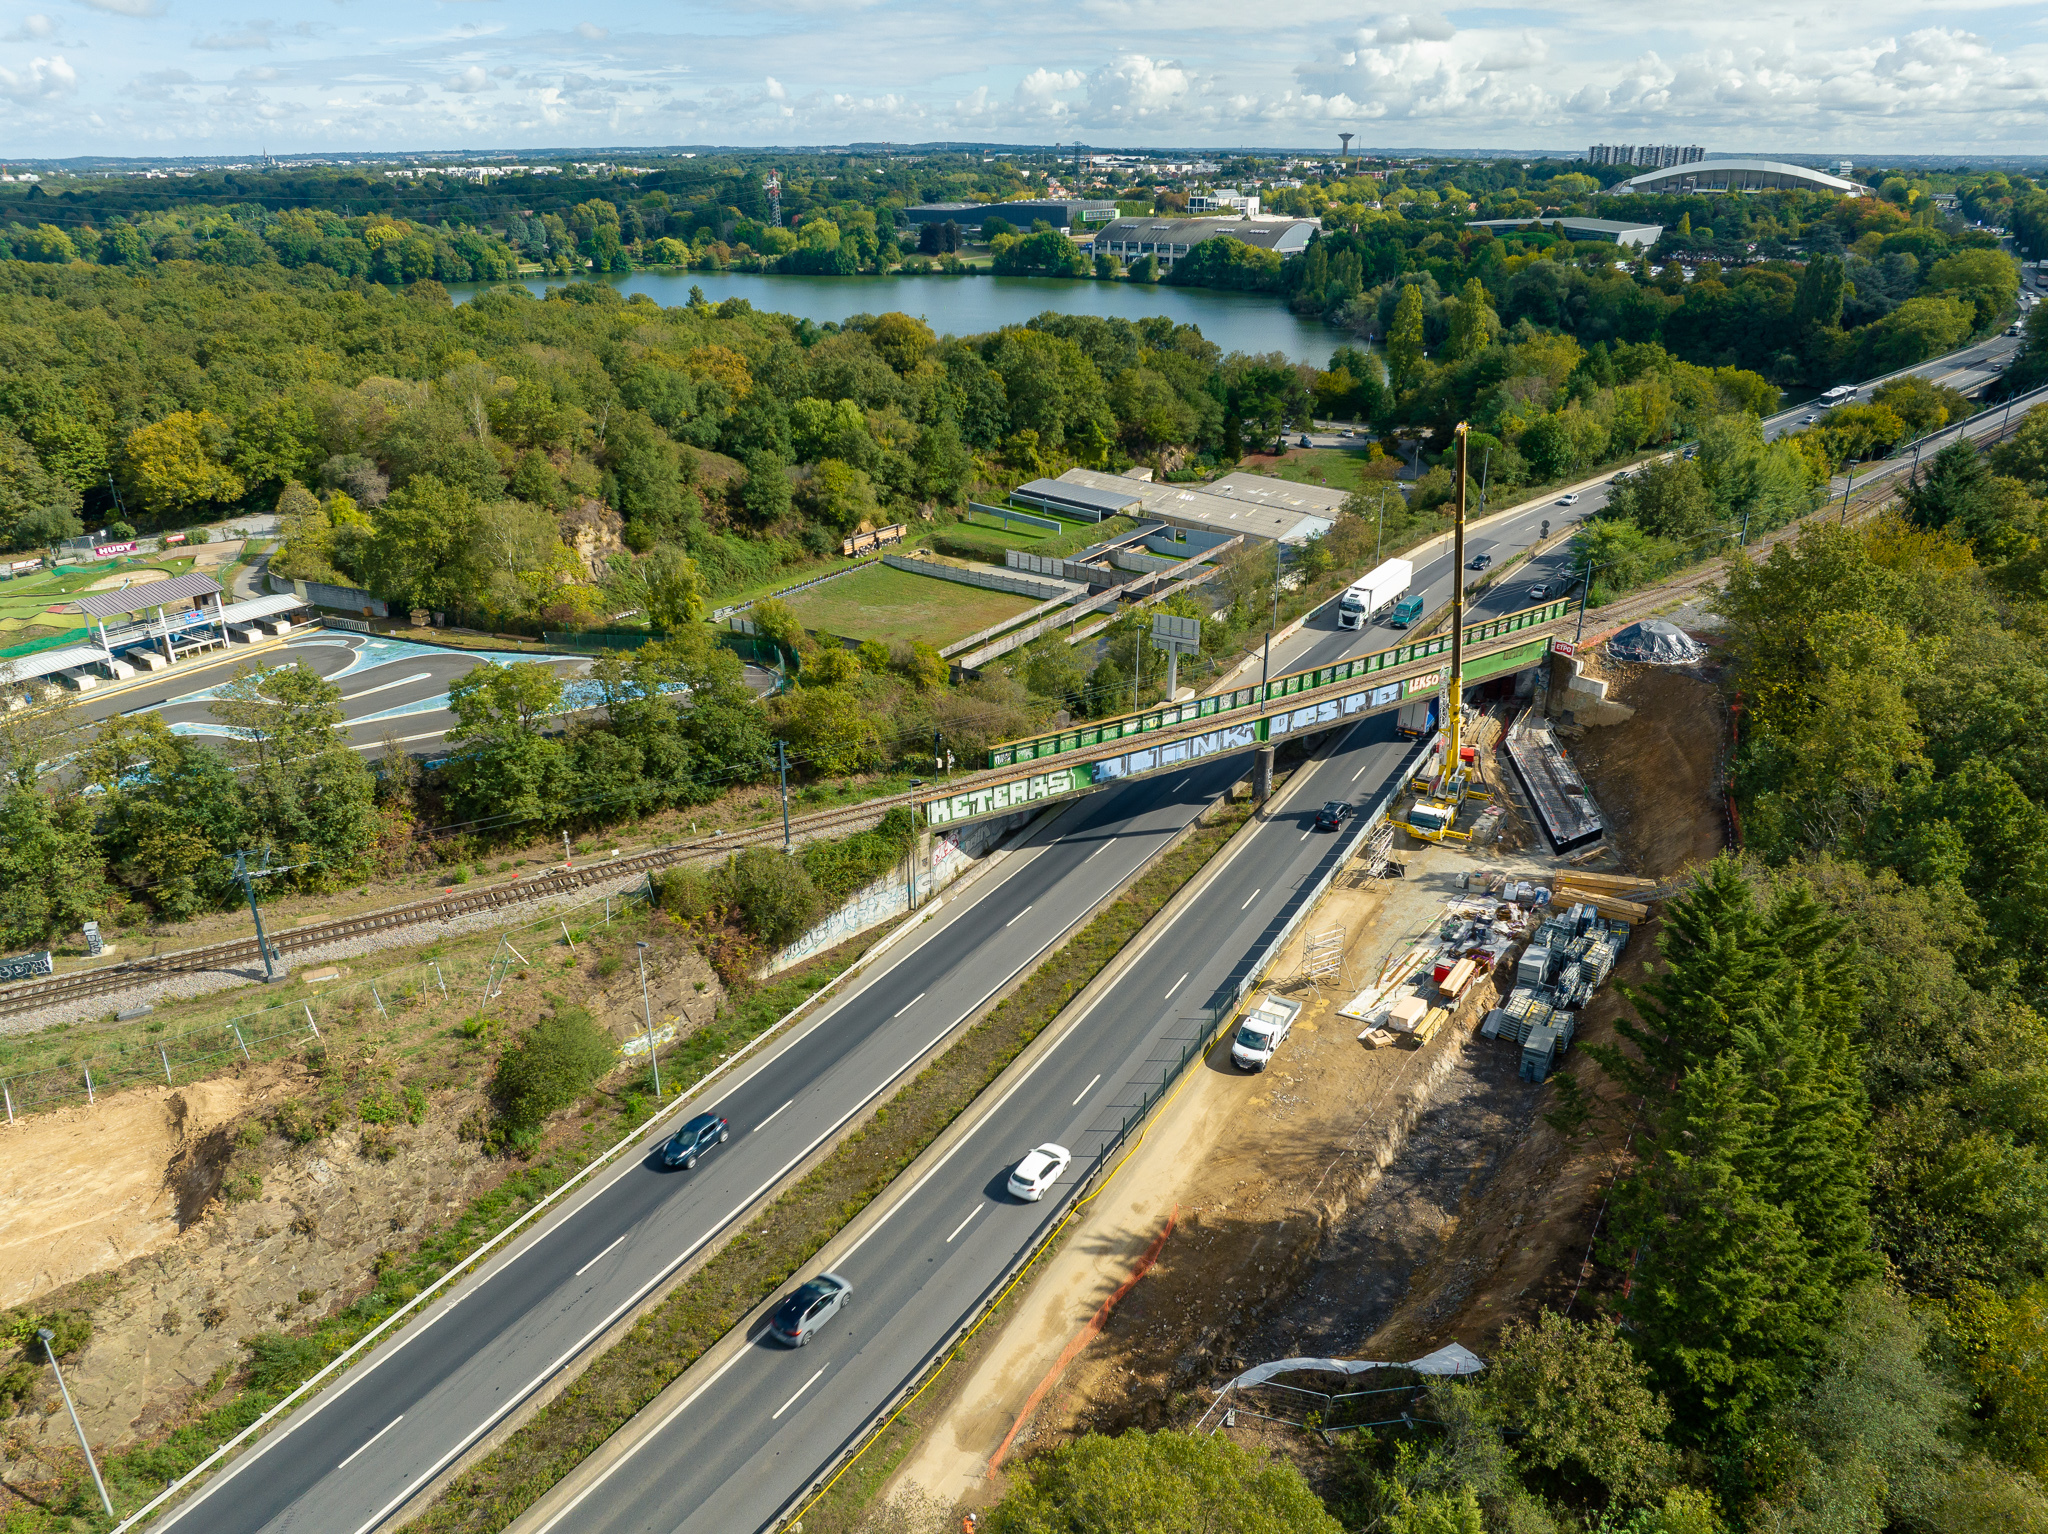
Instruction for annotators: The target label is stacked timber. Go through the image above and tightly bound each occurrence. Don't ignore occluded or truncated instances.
[1550,869,1656,922]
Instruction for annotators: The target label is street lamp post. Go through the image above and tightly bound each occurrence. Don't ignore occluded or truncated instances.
[39,1329,112,1519]
[636,942,661,1099]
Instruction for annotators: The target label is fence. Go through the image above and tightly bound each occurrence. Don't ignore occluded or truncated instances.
[968,502,1062,535]
[784,721,1424,1528]
[708,556,883,622]
[879,553,1076,602]
[0,884,655,1125]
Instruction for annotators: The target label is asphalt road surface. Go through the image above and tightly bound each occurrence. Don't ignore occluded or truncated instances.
[156,747,1311,1534]
[528,717,1424,1534]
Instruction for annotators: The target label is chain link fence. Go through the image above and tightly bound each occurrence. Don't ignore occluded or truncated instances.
[0,884,655,1125]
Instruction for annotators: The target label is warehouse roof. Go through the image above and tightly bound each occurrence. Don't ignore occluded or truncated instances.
[1207,473,1353,518]
[73,572,223,618]
[1056,468,1332,545]
[1088,216,1320,254]
[1013,477,1143,519]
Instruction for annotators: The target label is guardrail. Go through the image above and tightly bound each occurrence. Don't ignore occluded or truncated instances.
[780,726,1422,1528]
[991,598,1570,768]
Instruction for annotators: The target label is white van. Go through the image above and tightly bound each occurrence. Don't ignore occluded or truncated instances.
[1230,993,1302,1072]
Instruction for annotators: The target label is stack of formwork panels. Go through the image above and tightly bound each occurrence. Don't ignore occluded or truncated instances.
[1521,1024,1560,1081]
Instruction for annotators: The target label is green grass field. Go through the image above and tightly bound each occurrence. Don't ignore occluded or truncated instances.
[943,511,1138,559]
[0,554,200,622]
[1242,447,1391,496]
[781,562,1041,649]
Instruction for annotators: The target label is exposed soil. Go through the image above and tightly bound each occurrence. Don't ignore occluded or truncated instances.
[0,915,724,1494]
[1001,660,1731,1464]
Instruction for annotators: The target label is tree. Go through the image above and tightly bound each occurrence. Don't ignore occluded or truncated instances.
[1608,458,1717,544]
[360,476,492,612]
[609,544,706,632]
[0,426,82,553]
[985,1430,1343,1534]
[0,787,107,947]
[209,663,377,880]
[1387,283,1427,393]
[491,1006,616,1138]
[1481,1310,1672,1502]
[751,598,805,659]
[124,409,246,514]
[779,686,883,775]
[1445,277,1499,361]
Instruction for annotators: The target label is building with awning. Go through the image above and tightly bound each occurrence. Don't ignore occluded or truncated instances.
[72,572,232,666]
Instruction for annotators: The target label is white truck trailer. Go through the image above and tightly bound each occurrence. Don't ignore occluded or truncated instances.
[1336,557,1413,630]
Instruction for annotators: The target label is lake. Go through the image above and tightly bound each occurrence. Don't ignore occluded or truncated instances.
[448,268,1347,364]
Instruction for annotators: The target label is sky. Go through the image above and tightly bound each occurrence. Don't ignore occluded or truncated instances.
[1,0,2045,159]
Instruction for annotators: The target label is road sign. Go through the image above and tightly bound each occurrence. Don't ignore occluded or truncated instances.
[1150,613,1201,653]
[1551,639,1576,657]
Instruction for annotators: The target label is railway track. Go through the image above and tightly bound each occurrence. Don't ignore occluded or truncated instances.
[0,409,2002,1026]
[0,795,911,1021]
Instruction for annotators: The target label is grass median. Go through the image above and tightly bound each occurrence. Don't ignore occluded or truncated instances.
[408,797,1256,1534]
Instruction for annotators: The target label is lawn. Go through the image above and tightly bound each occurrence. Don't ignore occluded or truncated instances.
[1236,446,1392,496]
[781,561,1041,649]
[939,511,1139,560]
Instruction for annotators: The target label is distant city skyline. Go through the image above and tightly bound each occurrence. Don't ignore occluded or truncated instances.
[0,1,2042,158]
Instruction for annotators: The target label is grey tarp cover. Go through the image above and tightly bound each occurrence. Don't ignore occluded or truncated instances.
[1224,1342,1486,1391]
[1607,619,1706,665]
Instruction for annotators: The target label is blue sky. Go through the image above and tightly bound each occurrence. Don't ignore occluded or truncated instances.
[1,1,2044,157]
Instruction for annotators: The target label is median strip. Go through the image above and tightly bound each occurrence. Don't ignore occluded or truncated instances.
[404,795,1259,1534]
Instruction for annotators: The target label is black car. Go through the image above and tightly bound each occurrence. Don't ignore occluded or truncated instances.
[1313,800,1350,832]
[1468,552,1493,570]
[661,1112,728,1170]
[770,1272,852,1346]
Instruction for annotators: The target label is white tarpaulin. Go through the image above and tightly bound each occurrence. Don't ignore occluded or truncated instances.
[1225,1341,1485,1391]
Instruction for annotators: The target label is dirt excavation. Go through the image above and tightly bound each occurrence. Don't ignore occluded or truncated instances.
[0,910,724,1502]
[899,649,1733,1510]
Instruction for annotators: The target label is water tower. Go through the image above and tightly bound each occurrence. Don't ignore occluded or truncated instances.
[1339,132,1354,167]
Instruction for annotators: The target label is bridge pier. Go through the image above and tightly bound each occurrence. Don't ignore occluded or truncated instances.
[1254,745,1275,807]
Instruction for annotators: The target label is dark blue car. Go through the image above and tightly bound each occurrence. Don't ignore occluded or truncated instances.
[661,1112,728,1170]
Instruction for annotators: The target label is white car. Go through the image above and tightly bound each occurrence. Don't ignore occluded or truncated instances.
[1557,492,1580,506]
[1007,1143,1072,1202]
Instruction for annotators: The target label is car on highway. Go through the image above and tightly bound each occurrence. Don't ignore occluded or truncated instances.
[1007,1143,1072,1202]
[1299,434,1314,448]
[1527,582,1553,601]
[660,1113,728,1170]
[1313,800,1351,832]
[1468,552,1493,570]
[1609,469,1632,484]
[769,1272,852,1346]
[1557,492,1580,506]
[1800,414,1817,425]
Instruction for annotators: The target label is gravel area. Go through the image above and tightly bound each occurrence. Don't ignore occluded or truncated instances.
[3,866,660,1036]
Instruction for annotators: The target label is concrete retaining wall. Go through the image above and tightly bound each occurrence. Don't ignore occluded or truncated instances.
[882,553,1074,602]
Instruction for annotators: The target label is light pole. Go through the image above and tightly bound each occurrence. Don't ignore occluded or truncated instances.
[39,1329,112,1519]
[1257,536,1280,701]
[1574,562,1597,646]
[775,739,791,852]
[636,942,661,1099]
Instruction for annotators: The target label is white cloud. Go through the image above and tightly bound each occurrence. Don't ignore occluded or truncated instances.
[6,14,57,40]
[0,53,77,100]
[444,64,490,92]
[764,74,785,99]
[195,21,275,49]
[75,0,160,15]
[575,21,606,41]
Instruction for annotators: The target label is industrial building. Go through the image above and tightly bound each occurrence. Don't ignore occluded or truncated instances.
[1586,144,1705,168]
[1028,467,1337,546]
[1086,216,1320,271]
[1465,216,1663,249]
[1606,159,1873,196]
[902,199,1118,233]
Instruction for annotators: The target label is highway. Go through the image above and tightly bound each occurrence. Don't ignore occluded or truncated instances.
[135,324,2033,1534]
[528,717,1422,1534]
[153,744,1326,1534]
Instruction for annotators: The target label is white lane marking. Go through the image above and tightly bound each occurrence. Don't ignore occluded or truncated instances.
[893,992,927,1018]
[1173,777,1189,790]
[946,1206,984,1243]
[1240,889,1261,911]
[1005,905,1034,929]
[1352,760,1375,781]
[528,1351,750,1534]
[339,670,432,703]
[1073,1073,1101,1107]
[573,1234,626,1278]
[1164,972,1188,1000]
[1084,842,1109,861]
[1300,828,1313,841]
[773,1365,828,1421]
[335,1415,403,1472]
[755,1099,794,1133]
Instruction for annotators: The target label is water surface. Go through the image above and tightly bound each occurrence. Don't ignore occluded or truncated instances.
[451,268,1345,364]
